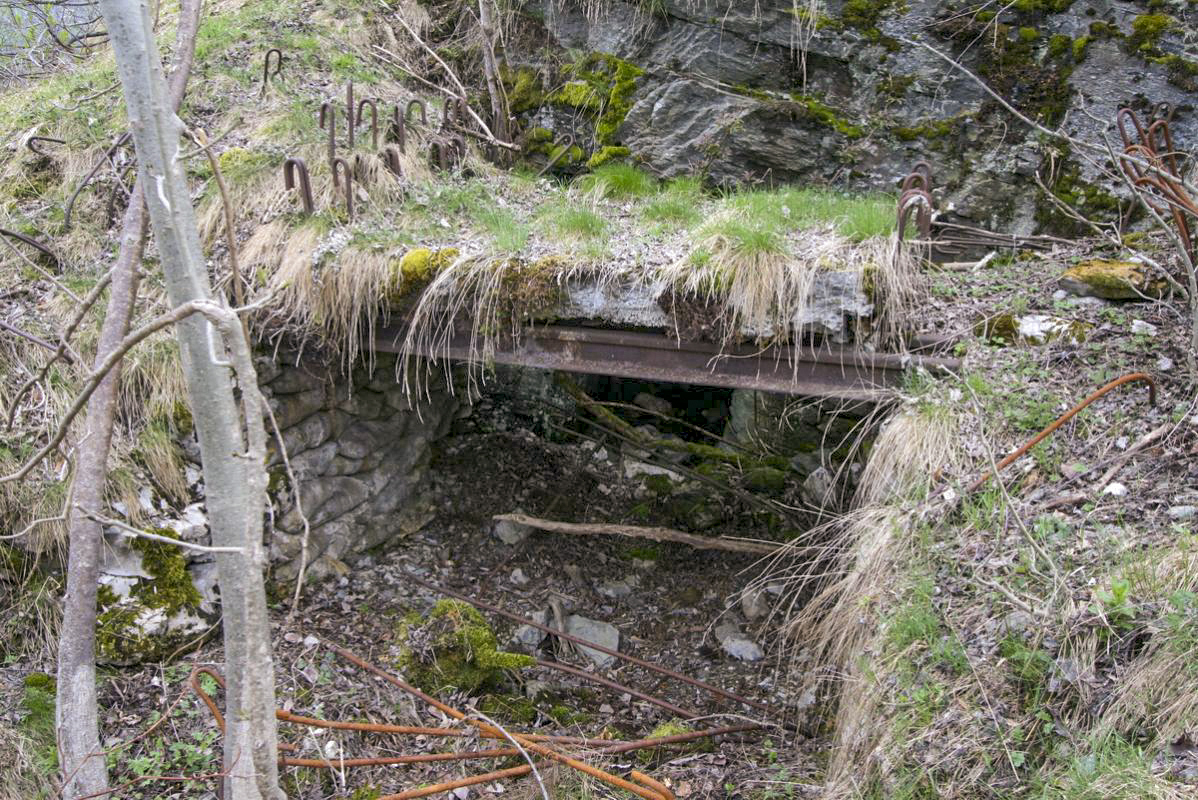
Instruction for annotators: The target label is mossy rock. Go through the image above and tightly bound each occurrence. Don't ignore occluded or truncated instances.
[550,52,644,146]
[586,145,630,169]
[743,466,787,494]
[397,599,534,695]
[387,247,459,302]
[94,531,210,663]
[1058,259,1167,301]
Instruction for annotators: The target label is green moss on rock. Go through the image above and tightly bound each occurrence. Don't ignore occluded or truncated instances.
[388,247,459,301]
[20,672,57,772]
[503,66,546,113]
[1058,259,1168,301]
[551,53,644,146]
[744,466,787,494]
[95,530,208,663]
[586,145,631,169]
[1127,13,1174,54]
[397,599,534,695]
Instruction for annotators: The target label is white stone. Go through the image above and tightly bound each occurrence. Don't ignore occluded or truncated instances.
[1167,506,1197,520]
[564,614,620,668]
[509,567,530,586]
[493,517,534,545]
[622,459,682,482]
[714,622,764,662]
[1102,482,1128,497]
[1157,357,1175,372]
[1131,320,1158,336]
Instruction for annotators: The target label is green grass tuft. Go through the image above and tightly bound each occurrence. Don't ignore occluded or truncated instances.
[578,163,658,199]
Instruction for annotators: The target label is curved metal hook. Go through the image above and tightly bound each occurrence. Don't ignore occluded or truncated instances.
[897,187,933,241]
[1116,107,1147,151]
[356,98,379,151]
[900,172,930,193]
[283,157,314,214]
[319,101,337,167]
[0,227,62,269]
[380,145,405,178]
[331,157,353,219]
[261,48,283,96]
[406,98,427,127]
[26,136,66,157]
[389,105,406,152]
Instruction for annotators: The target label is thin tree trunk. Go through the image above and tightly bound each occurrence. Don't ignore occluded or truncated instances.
[96,1,282,799]
[477,0,508,145]
[55,3,201,797]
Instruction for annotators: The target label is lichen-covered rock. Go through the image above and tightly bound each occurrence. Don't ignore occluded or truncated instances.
[397,600,534,694]
[1058,259,1168,301]
[96,530,215,664]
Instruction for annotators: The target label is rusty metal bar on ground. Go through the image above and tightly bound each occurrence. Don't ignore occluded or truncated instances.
[377,765,535,800]
[326,642,674,800]
[967,372,1157,493]
[194,667,610,748]
[261,48,283,96]
[374,324,960,400]
[282,748,520,769]
[534,659,699,719]
[404,574,777,719]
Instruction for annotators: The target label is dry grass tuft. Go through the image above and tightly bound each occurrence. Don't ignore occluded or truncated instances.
[855,403,957,507]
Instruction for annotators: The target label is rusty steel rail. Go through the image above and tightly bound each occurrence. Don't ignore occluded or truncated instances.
[375,323,960,400]
[967,372,1157,493]
[534,659,698,719]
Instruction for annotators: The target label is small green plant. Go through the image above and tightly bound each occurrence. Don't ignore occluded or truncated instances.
[1092,578,1136,634]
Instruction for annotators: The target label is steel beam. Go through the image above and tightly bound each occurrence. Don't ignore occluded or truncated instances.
[374,324,961,400]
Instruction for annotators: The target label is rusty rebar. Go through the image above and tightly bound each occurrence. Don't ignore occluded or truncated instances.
[319,101,337,167]
[1116,107,1195,264]
[282,748,520,769]
[261,48,283,96]
[389,105,406,152]
[967,372,1158,493]
[535,659,698,719]
[381,145,405,178]
[282,158,314,214]
[26,136,66,156]
[898,187,933,240]
[377,765,535,800]
[0,227,62,269]
[357,98,380,150]
[406,98,427,127]
[406,574,777,719]
[332,157,353,219]
[194,667,610,748]
[326,642,674,800]
[64,132,130,230]
[597,723,761,754]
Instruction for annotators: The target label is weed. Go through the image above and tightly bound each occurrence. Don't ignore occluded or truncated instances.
[543,204,608,240]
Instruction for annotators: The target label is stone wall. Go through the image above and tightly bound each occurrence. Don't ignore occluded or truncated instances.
[260,352,459,582]
[94,351,458,661]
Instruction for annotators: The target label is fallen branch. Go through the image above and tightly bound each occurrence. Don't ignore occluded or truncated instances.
[493,512,780,556]
[80,509,246,554]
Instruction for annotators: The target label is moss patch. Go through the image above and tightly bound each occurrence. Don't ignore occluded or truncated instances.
[397,599,534,695]
[1058,259,1168,301]
[95,530,207,663]
[20,672,58,772]
[550,53,644,146]
[388,247,459,301]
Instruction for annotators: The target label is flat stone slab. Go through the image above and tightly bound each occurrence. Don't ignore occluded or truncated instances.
[553,271,871,341]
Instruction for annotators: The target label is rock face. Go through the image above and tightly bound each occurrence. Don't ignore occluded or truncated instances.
[526,0,1196,233]
[264,352,459,581]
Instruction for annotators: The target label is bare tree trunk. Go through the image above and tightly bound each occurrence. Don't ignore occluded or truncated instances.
[94,2,282,799]
[477,0,508,146]
[55,3,202,797]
